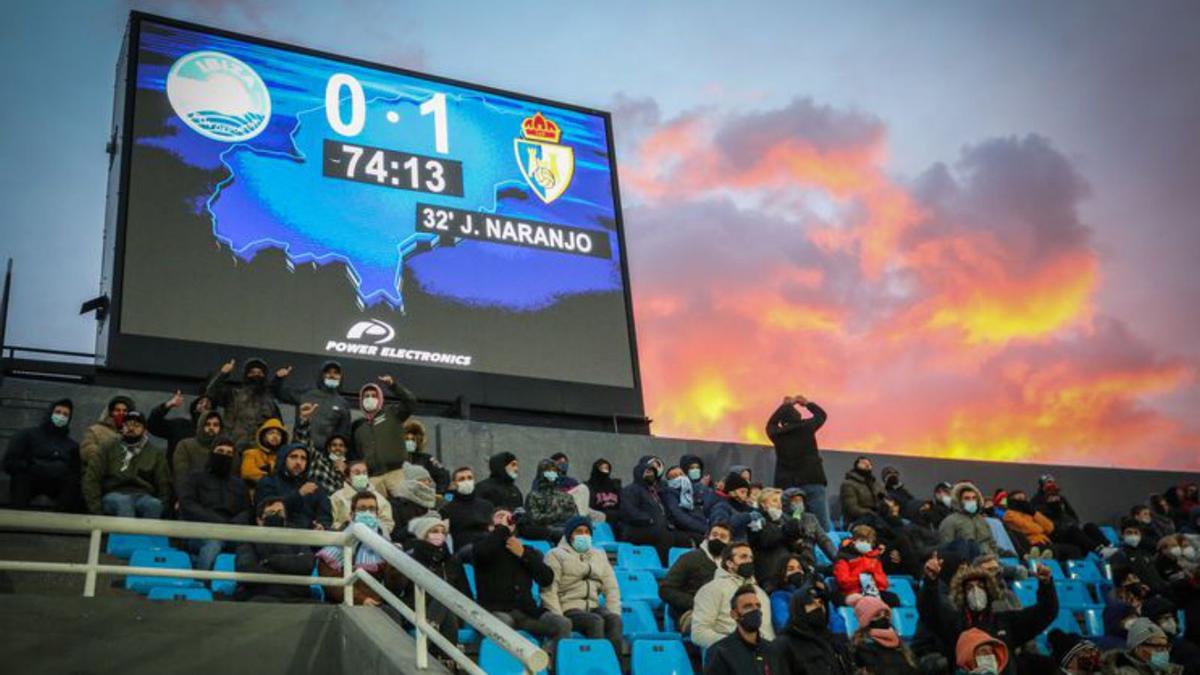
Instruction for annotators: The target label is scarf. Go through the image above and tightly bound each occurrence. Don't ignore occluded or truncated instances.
[317,529,386,573]
[676,477,694,510]
[396,477,437,509]
[119,438,146,471]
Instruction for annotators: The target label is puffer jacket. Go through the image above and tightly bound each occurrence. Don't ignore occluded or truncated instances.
[3,398,79,480]
[832,540,889,596]
[206,365,280,448]
[270,360,352,453]
[840,469,885,523]
[1099,649,1183,674]
[240,418,290,486]
[690,566,774,648]
[542,537,621,615]
[938,482,997,555]
[1002,505,1055,547]
[352,381,417,475]
[82,435,170,514]
[80,395,134,467]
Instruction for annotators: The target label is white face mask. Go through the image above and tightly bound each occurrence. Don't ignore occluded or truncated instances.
[939,494,952,507]
[1160,618,1178,636]
[766,507,783,521]
[323,377,341,389]
[1184,546,1198,560]
[854,540,873,554]
[967,586,989,612]
[456,479,475,495]
[973,653,998,674]
[1170,546,1183,558]
[349,474,370,491]
[405,439,417,453]
[361,396,380,412]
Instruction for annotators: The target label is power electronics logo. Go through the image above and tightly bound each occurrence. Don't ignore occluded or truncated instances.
[166,51,272,142]
[325,319,472,367]
[346,319,395,345]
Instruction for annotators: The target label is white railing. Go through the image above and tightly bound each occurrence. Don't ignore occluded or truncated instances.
[0,509,548,674]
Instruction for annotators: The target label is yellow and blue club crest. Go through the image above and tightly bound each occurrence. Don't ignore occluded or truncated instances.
[514,112,575,204]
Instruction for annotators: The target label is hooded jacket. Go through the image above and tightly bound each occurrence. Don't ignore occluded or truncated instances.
[206,362,281,448]
[147,396,209,461]
[254,443,332,529]
[403,419,450,492]
[173,411,224,485]
[3,398,79,480]
[473,524,555,616]
[937,482,998,555]
[832,539,890,597]
[768,591,854,675]
[691,565,775,648]
[663,475,709,537]
[542,535,621,615]
[954,628,1010,674]
[82,432,170,514]
[524,459,579,530]
[178,447,250,525]
[476,451,524,511]
[585,459,622,518]
[680,454,715,510]
[240,418,290,486]
[765,401,829,488]
[619,455,670,531]
[271,361,352,453]
[80,395,134,467]
[839,468,885,522]
[352,381,417,475]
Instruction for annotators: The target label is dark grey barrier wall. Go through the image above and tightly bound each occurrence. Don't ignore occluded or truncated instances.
[1,377,1195,525]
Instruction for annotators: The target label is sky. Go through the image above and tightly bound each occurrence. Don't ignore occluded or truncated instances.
[1,1,1197,470]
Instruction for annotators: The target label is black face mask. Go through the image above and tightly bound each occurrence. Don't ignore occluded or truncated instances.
[735,562,755,579]
[210,454,233,477]
[855,466,873,478]
[642,473,657,485]
[262,513,286,528]
[247,375,267,389]
[798,604,827,631]
[707,539,727,557]
[786,572,806,588]
[867,617,891,630]
[736,609,763,633]
[121,433,144,446]
[884,475,900,488]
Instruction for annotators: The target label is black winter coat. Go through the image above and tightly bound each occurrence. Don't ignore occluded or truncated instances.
[235,538,315,601]
[439,491,495,550]
[769,620,854,675]
[619,456,670,531]
[703,632,780,675]
[765,402,828,488]
[659,547,717,614]
[476,452,523,511]
[472,525,554,617]
[3,399,79,480]
[851,640,919,675]
[178,463,251,524]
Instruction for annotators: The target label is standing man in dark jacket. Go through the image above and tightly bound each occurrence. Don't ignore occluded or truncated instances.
[619,455,692,565]
[206,358,281,449]
[271,361,352,456]
[353,376,417,497]
[235,497,315,602]
[770,580,854,674]
[147,390,213,466]
[4,398,80,511]
[440,466,494,550]
[476,451,523,511]
[765,395,830,530]
[474,507,572,658]
[705,584,781,675]
[254,443,331,530]
[178,436,250,571]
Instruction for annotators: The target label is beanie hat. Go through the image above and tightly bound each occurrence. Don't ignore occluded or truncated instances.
[1047,629,1093,667]
[881,466,900,480]
[563,516,592,541]
[851,594,889,627]
[724,472,750,493]
[1126,617,1166,650]
[407,515,447,541]
[402,462,432,483]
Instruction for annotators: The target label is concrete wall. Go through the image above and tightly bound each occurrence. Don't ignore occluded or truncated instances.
[2,376,1196,524]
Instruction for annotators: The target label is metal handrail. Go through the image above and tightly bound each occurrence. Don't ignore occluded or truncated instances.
[0,509,548,674]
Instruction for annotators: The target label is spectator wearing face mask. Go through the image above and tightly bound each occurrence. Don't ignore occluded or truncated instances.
[1002,489,1071,560]
[660,522,732,632]
[1142,595,1200,671]
[302,433,352,497]
[476,451,523,511]
[400,515,473,656]
[254,443,332,530]
[708,471,760,541]
[1047,630,1103,675]
[178,436,250,571]
[1153,535,1200,593]
[438,466,493,551]
[80,395,134,470]
[522,458,580,543]
[929,482,955,527]
[769,578,853,674]
[585,458,621,522]
[316,491,403,606]
[235,498,316,602]
[1110,518,1170,597]
[1131,503,1175,541]
[173,411,225,490]
[543,517,623,655]
[680,454,714,512]
[840,456,886,524]
[147,391,214,466]
[352,375,417,497]
[663,465,709,543]
[402,420,449,494]
[206,358,281,450]
[692,542,775,648]
[618,455,692,565]
[1101,617,1183,674]
[270,361,351,454]
[3,397,80,512]
[1034,475,1113,557]
[954,628,1009,675]
[781,488,837,568]
[938,482,998,556]
[751,488,805,589]
[880,467,916,513]
[769,555,837,633]
[389,462,440,542]
[849,594,919,674]
[529,452,578,493]
[82,411,170,518]
[832,524,896,606]
[239,418,289,489]
[331,459,395,536]
[704,584,781,675]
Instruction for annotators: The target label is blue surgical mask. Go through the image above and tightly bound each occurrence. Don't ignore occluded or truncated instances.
[50,413,70,428]
[572,534,592,553]
[405,439,417,453]
[354,511,379,530]
[323,377,340,389]
[687,468,702,481]
[543,471,559,483]
[854,540,872,554]
[1149,650,1170,670]
[963,500,979,514]
[668,476,688,490]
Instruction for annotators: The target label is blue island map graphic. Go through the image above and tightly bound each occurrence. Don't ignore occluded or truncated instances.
[134,22,624,313]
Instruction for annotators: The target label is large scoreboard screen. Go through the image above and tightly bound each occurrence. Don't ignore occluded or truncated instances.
[104,13,642,416]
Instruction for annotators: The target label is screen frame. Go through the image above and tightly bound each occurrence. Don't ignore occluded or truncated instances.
[101,11,646,422]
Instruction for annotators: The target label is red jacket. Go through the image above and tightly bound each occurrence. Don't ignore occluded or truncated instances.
[832,545,889,596]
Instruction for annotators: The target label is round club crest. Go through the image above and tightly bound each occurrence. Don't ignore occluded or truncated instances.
[167,50,272,143]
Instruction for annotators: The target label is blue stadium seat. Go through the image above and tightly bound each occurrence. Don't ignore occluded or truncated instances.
[480,636,548,675]
[815,546,832,567]
[1012,580,1038,608]
[836,606,859,636]
[106,533,170,559]
[892,606,919,640]
[592,522,619,553]
[211,552,237,596]
[1099,526,1119,546]
[147,586,213,602]
[310,565,325,603]
[617,544,666,579]
[632,639,693,675]
[1056,580,1101,609]
[1080,608,1105,637]
[1036,610,1083,652]
[667,547,692,568]
[828,531,850,547]
[622,600,680,641]
[663,604,679,632]
[985,517,1018,556]
[889,577,917,607]
[999,557,1020,570]
[464,563,477,596]
[521,539,552,556]
[1067,558,1104,583]
[1041,559,1067,581]
[126,548,201,593]
[615,569,663,610]
[556,638,621,675]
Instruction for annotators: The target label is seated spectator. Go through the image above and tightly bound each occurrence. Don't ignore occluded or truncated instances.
[316,491,402,606]
[521,458,579,543]
[439,466,493,551]
[839,455,885,524]
[172,411,223,489]
[1100,617,1181,674]
[254,443,331,530]
[1046,630,1102,675]
[147,390,213,466]
[81,395,135,471]
[178,436,250,571]
[400,516,472,653]
[389,462,439,540]
[848,594,919,674]
[691,541,774,648]
[330,460,395,536]
[1100,598,1141,651]
[938,482,998,556]
[708,471,758,540]
[545,452,580,491]
[1132,503,1175,541]
[1143,595,1200,671]
[475,507,572,660]
[542,517,623,655]
[585,458,621,522]
[235,497,315,602]
[929,481,955,527]
[856,496,925,578]
[919,555,1058,669]
[680,454,715,512]
[953,627,1009,675]
[82,411,169,519]
[750,488,804,589]
[971,554,1025,612]
[1150,494,1179,536]
[206,358,282,449]
[769,554,834,633]
[1110,517,1169,596]
[881,466,916,516]
[768,578,853,674]
[239,417,289,489]
[1002,489,1067,559]
[660,521,732,631]
[270,360,351,453]
[663,465,708,543]
[403,419,449,493]
[781,488,837,568]
[476,451,523,511]
[619,454,692,565]
[1033,475,1111,557]
[3,397,80,511]
[301,431,350,497]
[352,375,417,497]
[704,584,780,675]
[832,524,895,606]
